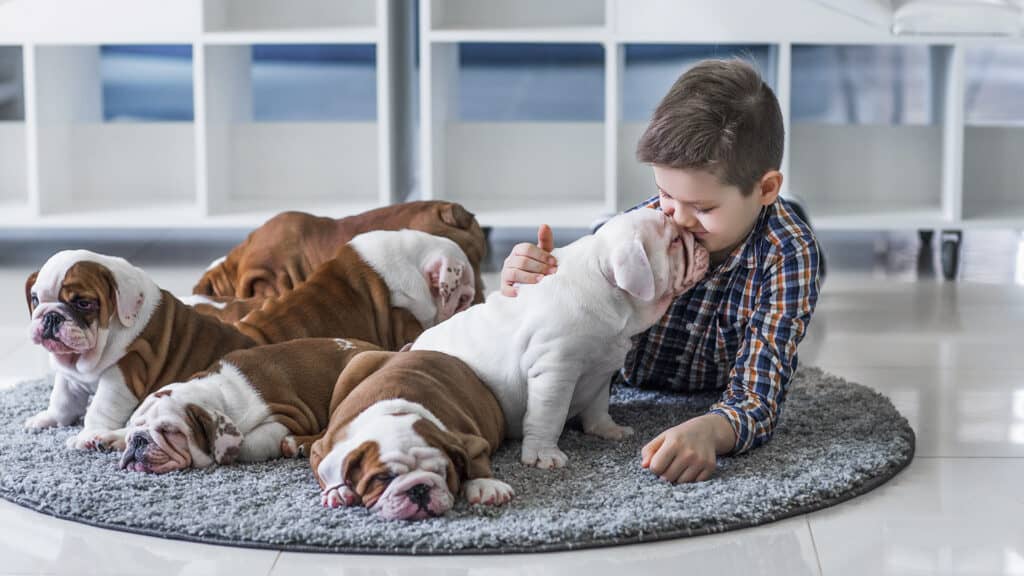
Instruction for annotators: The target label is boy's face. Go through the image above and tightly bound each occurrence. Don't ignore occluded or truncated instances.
[652,165,780,261]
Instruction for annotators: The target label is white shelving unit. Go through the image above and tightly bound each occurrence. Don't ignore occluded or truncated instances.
[0,0,406,228]
[2,0,1023,233]
[420,0,1024,231]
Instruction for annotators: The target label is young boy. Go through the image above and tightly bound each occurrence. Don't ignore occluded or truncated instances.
[500,59,821,484]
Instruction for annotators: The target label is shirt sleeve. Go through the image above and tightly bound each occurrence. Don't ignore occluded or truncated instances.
[708,236,821,455]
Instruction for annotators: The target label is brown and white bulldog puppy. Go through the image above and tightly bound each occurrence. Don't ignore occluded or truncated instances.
[230,229,475,351]
[193,201,488,304]
[310,350,512,521]
[24,250,256,451]
[119,338,379,473]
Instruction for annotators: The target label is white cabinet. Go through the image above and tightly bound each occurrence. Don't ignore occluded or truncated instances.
[0,0,403,228]
[3,0,1024,231]
[421,0,1024,230]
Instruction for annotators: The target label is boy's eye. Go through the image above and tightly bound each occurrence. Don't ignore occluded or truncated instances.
[695,207,714,215]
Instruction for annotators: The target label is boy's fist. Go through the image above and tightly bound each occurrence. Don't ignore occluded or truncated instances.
[501,224,558,297]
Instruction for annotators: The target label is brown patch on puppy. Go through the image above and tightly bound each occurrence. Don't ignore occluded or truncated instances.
[184,402,240,465]
[341,440,394,508]
[60,261,120,329]
[25,271,39,315]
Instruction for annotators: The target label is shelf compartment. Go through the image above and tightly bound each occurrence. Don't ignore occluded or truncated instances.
[425,42,606,227]
[962,46,1024,223]
[790,123,944,222]
[429,0,604,32]
[203,0,376,33]
[789,45,951,227]
[203,44,380,216]
[444,122,605,227]
[0,46,26,209]
[34,45,197,217]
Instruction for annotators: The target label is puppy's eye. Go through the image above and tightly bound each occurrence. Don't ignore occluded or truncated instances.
[72,298,98,311]
[374,473,396,484]
[672,236,683,244]
[30,293,38,307]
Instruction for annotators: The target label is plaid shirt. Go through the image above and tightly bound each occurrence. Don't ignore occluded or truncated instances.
[616,196,821,455]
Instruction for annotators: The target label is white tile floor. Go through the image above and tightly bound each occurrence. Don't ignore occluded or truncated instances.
[1,229,1022,576]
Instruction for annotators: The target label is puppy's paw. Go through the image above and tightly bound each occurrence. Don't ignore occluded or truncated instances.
[520,443,568,469]
[281,436,299,458]
[584,420,635,440]
[24,411,60,430]
[463,478,515,506]
[66,429,123,452]
[322,486,358,509]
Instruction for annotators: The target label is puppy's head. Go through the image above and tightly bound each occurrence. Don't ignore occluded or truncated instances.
[595,209,709,322]
[26,250,150,372]
[316,411,472,521]
[120,385,242,474]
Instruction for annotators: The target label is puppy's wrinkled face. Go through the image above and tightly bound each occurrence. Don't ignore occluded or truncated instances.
[26,261,119,370]
[319,414,461,521]
[597,209,709,317]
[120,389,241,474]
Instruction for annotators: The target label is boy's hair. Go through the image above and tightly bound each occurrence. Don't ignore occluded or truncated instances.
[636,58,784,196]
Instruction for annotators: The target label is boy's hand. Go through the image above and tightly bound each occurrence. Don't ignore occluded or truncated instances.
[501,224,557,297]
[641,413,736,484]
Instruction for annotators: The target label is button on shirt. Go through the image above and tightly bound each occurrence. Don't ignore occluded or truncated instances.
[616,196,822,454]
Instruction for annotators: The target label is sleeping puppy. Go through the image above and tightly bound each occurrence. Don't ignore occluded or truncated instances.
[413,209,709,469]
[193,201,488,304]
[119,338,379,473]
[24,250,256,451]
[310,350,511,521]
[229,229,475,350]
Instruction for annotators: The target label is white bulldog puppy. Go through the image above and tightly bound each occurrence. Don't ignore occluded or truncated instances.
[24,250,256,450]
[412,209,709,469]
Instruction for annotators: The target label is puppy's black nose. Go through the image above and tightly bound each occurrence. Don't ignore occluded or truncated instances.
[42,312,65,340]
[119,431,151,470]
[407,484,431,507]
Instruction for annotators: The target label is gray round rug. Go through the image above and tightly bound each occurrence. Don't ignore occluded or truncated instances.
[0,366,914,555]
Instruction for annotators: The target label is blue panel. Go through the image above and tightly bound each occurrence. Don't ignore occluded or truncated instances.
[458,43,604,122]
[101,45,194,122]
[792,45,935,126]
[251,44,377,122]
[965,46,1024,126]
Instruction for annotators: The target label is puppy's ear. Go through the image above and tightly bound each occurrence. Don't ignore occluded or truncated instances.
[110,266,146,328]
[607,237,655,301]
[413,419,492,494]
[440,202,476,230]
[184,402,241,465]
[341,440,378,495]
[24,271,39,315]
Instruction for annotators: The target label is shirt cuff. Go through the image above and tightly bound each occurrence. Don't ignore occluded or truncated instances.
[708,404,758,455]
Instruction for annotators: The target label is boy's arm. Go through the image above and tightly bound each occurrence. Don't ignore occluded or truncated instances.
[708,237,822,455]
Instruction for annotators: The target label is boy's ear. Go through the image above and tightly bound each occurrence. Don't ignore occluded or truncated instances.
[758,171,783,206]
